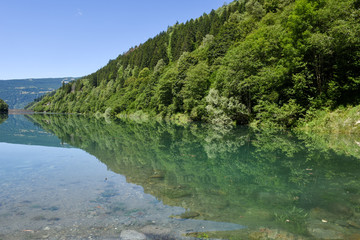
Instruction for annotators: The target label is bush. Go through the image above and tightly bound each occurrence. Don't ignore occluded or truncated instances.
[253,99,303,129]
[297,105,360,134]
[205,89,249,126]
[0,99,8,113]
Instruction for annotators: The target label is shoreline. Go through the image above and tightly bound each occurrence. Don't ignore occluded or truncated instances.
[8,109,35,115]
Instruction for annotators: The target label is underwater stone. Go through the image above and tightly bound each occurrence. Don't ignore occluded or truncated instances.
[120,230,146,240]
[180,211,200,219]
[307,225,345,239]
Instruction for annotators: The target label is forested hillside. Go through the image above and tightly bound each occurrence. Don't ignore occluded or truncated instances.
[30,0,360,127]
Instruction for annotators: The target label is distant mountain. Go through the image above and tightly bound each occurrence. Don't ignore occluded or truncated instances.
[0,78,76,109]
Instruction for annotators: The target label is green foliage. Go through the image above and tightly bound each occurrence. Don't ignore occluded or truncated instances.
[205,89,249,126]
[253,99,304,129]
[30,0,360,128]
[152,66,177,114]
[0,98,9,113]
[297,105,360,134]
[182,62,210,113]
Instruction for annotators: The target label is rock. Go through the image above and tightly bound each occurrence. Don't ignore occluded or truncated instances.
[140,225,172,235]
[348,220,360,229]
[120,230,146,240]
[149,171,165,179]
[307,219,346,239]
[179,211,200,219]
[140,225,173,239]
[248,228,303,240]
[308,228,344,239]
[309,208,334,220]
[329,203,352,217]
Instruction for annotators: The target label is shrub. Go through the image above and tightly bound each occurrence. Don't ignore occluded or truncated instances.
[205,89,249,126]
[253,99,303,129]
[0,99,8,113]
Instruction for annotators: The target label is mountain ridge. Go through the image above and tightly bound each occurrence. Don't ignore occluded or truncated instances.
[0,77,76,109]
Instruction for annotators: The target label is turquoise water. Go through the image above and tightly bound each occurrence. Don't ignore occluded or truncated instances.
[0,114,360,239]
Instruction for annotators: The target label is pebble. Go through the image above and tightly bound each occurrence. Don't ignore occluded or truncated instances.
[120,230,146,240]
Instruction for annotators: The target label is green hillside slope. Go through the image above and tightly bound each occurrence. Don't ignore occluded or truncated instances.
[0,78,75,109]
[30,0,360,127]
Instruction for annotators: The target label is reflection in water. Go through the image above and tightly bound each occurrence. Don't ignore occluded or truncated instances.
[23,114,360,239]
[0,114,8,125]
[0,142,191,239]
[0,115,247,240]
[0,114,70,147]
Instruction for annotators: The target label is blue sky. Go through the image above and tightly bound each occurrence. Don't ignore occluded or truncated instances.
[0,0,226,80]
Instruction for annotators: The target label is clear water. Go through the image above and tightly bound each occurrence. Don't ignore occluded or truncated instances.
[0,114,360,239]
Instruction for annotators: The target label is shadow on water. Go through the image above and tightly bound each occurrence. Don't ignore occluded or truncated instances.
[23,114,360,239]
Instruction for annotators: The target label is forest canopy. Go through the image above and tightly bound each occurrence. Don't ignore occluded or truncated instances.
[29,0,360,128]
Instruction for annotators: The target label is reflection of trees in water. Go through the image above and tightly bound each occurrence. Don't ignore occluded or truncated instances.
[28,114,360,236]
[0,114,8,125]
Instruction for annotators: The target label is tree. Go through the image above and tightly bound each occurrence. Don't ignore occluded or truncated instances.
[182,61,210,112]
[205,89,249,125]
[0,98,9,113]
[152,66,177,113]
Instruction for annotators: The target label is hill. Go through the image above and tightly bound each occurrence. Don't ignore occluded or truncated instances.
[29,0,360,128]
[0,78,75,109]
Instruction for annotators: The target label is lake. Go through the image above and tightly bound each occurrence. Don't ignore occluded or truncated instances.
[0,114,360,239]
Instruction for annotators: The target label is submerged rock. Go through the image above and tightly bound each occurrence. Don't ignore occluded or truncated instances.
[120,230,146,240]
[307,220,345,239]
[248,228,305,240]
[180,211,200,219]
[348,220,360,229]
[307,228,344,239]
[140,225,174,239]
